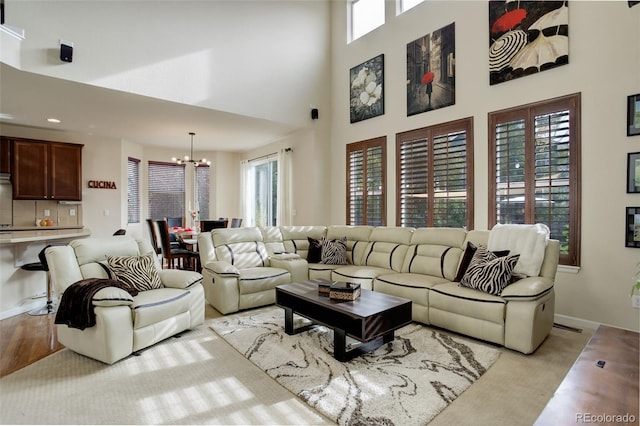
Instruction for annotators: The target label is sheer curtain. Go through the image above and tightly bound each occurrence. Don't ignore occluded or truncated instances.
[240,159,255,226]
[277,148,293,226]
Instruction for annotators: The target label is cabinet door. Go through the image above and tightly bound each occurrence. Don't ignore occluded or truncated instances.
[13,140,49,199]
[0,138,10,174]
[50,143,82,200]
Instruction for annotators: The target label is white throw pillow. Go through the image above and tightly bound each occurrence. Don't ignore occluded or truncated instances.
[487,223,549,277]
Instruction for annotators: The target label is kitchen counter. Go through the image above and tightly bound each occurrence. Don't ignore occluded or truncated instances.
[0,228,91,244]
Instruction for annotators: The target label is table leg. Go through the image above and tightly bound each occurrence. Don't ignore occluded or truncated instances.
[283,307,294,335]
[334,328,347,362]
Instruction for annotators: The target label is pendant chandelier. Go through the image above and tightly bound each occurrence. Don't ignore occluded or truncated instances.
[171,132,211,166]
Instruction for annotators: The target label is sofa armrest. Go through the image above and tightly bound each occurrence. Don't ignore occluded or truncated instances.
[270,253,301,261]
[158,269,203,289]
[270,257,308,283]
[92,286,135,307]
[501,276,554,300]
[203,260,240,277]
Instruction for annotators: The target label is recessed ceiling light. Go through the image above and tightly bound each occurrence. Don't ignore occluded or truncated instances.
[47,118,61,123]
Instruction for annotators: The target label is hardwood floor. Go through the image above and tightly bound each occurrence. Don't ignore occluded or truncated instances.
[0,311,63,378]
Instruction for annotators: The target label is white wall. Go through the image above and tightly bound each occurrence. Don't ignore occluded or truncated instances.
[240,125,332,226]
[6,0,331,128]
[330,0,640,331]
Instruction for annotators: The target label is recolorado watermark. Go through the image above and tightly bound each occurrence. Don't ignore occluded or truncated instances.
[576,413,636,423]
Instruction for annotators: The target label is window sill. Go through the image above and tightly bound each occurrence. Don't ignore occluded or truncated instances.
[558,264,580,274]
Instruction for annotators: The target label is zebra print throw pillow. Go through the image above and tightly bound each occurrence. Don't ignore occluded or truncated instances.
[459,245,519,296]
[106,254,163,292]
[320,237,348,265]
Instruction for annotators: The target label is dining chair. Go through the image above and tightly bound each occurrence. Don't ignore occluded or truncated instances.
[146,219,162,256]
[230,218,243,228]
[200,219,228,232]
[156,219,198,270]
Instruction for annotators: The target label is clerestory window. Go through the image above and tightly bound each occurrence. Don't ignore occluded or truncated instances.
[349,0,385,42]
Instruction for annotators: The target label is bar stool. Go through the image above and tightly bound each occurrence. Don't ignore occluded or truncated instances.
[21,244,59,316]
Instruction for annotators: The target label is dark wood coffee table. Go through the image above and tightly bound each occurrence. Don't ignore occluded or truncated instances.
[275,280,412,361]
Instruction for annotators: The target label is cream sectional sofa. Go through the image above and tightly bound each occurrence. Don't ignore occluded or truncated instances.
[197,225,559,354]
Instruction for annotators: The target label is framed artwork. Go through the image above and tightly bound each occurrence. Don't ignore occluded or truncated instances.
[627,94,640,136]
[626,207,640,248]
[628,152,640,193]
[406,22,455,116]
[489,1,569,85]
[350,54,384,123]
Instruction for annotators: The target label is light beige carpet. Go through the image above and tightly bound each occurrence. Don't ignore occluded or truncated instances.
[0,304,592,425]
[211,308,501,426]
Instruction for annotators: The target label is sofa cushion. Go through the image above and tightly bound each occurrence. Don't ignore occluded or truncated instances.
[459,246,520,296]
[280,225,327,258]
[132,288,191,329]
[375,272,449,290]
[487,223,549,277]
[430,282,506,324]
[307,237,322,263]
[237,267,290,295]
[321,237,347,265]
[106,254,163,292]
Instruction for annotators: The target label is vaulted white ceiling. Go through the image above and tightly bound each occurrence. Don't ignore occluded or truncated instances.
[0,0,331,151]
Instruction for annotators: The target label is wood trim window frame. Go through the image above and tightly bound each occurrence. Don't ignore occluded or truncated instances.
[488,93,581,266]
[395,117,474,230]
[346,136,387,226]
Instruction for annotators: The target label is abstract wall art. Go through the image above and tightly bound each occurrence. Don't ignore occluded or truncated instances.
[406,22,456,116]
[489,1,569,85]
[350,54,384,123]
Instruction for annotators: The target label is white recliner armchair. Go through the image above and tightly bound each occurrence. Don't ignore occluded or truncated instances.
[45,236,205,364]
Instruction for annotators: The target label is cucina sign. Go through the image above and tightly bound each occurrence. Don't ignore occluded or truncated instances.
[88,180,117,189]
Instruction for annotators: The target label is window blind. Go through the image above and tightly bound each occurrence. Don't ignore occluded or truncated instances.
[127,157,140,224]
[148,161,185,220]
[347,137,386,226]
[397,118,473,229]
[489,93,581,266]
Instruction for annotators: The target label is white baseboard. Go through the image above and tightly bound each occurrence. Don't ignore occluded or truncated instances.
[0,300,46,321]
[554,314,599,332]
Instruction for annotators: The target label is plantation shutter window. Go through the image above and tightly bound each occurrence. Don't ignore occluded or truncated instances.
[489,93,581,266]
[148,161,185,220]
[127,157,140,224]
[347,137,386,226]
[396,118,473,229]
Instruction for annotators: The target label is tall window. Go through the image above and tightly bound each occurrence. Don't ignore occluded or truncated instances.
[396,118,473,229]
[127,157,140,224]
[195,166,210,220]
[347,137,386,226]
[489,93,581,266]
[244,156,278,227]
[349,0,385,42]
[148,161,185,220]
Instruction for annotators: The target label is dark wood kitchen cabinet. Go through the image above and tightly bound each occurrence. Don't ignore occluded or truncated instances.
[0,138,10,174]
[11,138,83,201]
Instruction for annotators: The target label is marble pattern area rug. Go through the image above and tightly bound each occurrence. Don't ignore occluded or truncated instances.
[211,308,501,426]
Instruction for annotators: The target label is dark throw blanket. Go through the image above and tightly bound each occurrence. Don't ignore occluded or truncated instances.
[55,278,139,330]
